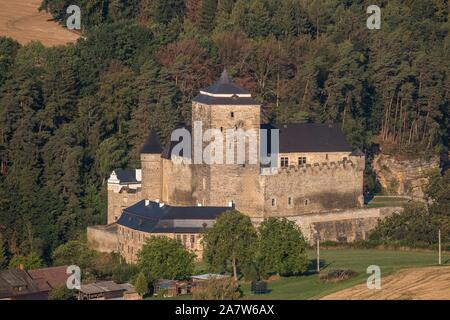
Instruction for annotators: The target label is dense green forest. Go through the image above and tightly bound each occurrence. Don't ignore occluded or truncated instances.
[0,0,448,264]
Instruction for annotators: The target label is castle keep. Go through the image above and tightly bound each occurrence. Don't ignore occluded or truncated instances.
[92,70,371,263]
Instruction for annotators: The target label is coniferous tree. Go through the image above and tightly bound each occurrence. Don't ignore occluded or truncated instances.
[0,235,7,269]
[199,0,218,33]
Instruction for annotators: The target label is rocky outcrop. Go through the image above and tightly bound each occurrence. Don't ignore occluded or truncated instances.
[372,154,439,199]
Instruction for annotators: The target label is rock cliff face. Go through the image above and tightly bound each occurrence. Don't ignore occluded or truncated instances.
[372,154,439,199]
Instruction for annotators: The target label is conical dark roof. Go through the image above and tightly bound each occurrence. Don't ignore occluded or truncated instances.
[193,69,257,105]
[201,69,250,95]
[140,130,162,154]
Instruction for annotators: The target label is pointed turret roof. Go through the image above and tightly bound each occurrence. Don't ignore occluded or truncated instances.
[140,130,162,154]
[193,69,257,105]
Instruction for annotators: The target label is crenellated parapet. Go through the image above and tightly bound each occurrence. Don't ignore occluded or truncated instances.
[261,159,361,176]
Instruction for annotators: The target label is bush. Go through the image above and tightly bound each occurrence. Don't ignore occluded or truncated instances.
[369,202,450,246]
[193,277,242,300]
[9,253,45,270]
[48,286,75,300]
[319,269,358,283]
[112,263,140,284]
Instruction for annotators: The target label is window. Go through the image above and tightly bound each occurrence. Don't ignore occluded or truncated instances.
[298,157,307,165]
[230,112,234,118]
[326,154,329,160]
[176,234,182,242]
[183,235,188,245]
[190,235,195,249]
[271,198,276,207]
[304,199,309,206]
[281,157,289,167]
[288,197,293,206]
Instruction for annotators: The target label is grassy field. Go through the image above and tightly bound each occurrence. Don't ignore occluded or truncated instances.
[366,195,411,208]
[241,248,449,300]
[148,248,449,300]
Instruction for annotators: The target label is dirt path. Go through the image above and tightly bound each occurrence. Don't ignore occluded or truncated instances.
[0,0,79,46]
[322,266,450,300]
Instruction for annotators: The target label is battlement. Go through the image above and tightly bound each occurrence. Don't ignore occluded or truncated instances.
[261,160,357,176]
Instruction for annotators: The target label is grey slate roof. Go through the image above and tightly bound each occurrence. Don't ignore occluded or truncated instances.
[114,169,140,184]
[262,123,352,153]
[192,69,258,106]
[162,123,352,159]
[117,200,229,234]
[141,130,163,154]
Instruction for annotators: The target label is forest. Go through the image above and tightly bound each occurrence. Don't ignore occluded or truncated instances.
[0,0,448,265]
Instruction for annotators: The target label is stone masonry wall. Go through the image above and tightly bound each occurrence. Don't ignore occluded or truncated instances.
[278,151,351,166]
[107,187,142,224]
[117,224,204,264]
[141,153,162,201]
[252,206,402,245]
[262,157,364,217]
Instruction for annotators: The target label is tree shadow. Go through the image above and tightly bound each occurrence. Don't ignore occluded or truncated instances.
[303,259,332,275]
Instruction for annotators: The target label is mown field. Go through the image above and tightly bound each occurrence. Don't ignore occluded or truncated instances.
[0,0,79,46]
[241,249,449,300]
[149,248,449,300]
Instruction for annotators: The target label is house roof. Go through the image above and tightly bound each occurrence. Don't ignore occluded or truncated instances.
[80,281,125,295]
[262,123,352,153]
[117,200,230,234]
[192,274,230,281]
[0,269,42,299]
[113,169,140,184]
[27,266,69,291]
[162,123,352,160]
[193,69,258,106]
[141,130,163,154]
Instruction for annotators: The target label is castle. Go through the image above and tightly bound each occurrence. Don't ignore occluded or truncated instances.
[89,70,373,263]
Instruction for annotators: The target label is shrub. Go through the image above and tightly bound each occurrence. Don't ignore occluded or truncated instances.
[193,277,242,300]
[319,269,358,283]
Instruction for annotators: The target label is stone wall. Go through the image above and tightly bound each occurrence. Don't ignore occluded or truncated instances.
[261,157,365,217]
[107,187,143,224]
[87,224,118,253]
[141,153,162,201]
[278,151,351,167]
[161,159,196,205]
[252,206,402,245]
[117,224,204,264]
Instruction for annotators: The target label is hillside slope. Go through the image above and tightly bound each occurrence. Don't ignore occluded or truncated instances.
[0,0,79,46]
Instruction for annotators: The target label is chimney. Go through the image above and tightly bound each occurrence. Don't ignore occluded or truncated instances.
[145,200,150,206]
[155,199,160,203]
[228,201,234,208]
[19,264,24,271]
[159,203,165,208]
